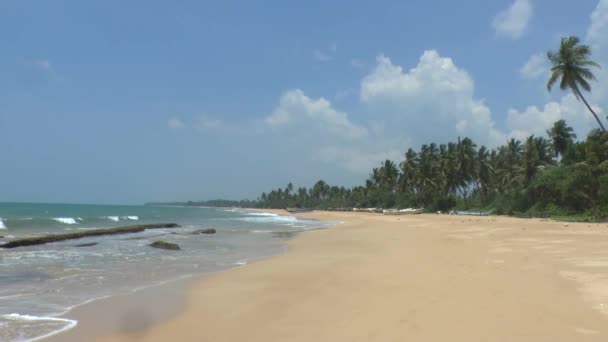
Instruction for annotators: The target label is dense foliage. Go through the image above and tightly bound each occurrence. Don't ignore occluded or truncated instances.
[256,124,608,220]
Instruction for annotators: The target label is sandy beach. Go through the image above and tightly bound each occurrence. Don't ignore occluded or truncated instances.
[51,211,608,341]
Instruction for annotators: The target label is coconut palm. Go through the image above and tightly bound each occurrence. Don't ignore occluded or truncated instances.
[546,119,577,159]
[547,36,605,132]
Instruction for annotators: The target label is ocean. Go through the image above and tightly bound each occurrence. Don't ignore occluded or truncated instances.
[0,202,333,342]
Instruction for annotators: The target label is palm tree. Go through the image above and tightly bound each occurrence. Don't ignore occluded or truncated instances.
[547,36,605,132]
[546,119,577,159]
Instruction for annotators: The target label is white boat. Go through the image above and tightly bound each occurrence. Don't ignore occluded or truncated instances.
[383,208,424,215]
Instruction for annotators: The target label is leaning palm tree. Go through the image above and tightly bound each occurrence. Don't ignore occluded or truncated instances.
[547,36,605,132]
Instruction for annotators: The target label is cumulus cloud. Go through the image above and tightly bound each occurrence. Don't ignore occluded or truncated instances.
[316,146,404,173]
[492,0,533,40]
[504,0,607,139]
[265,89,368,140]
[167,117,185,129]
[520,53,549,80]
[586,0,608,108]
[506,94,602,139]
[360,51,506,147]
[313,43,337,62]
[587,0,608,46]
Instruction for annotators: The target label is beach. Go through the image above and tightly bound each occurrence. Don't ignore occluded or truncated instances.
[51,211,608,341]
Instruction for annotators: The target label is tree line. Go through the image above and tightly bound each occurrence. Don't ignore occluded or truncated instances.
[257,124,607,219]
[175,37,607,220]
[256,36,608,219]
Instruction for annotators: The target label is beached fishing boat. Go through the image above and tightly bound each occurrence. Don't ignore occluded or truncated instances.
[451,209,494,216]
[383,208,424,215]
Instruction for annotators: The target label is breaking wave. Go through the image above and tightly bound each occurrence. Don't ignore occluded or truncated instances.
[52,218,77,225]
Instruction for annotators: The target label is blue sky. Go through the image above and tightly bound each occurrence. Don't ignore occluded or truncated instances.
[1,0,608,204]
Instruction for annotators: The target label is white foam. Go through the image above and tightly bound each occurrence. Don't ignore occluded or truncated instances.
[1,313,77,342]
[235,259,248,266]
[247,212,279,217]
[251,230,273,233]
[0,218,6,229]
[106,216,120,222]
[126,216,139,220]
[52,217,77,225]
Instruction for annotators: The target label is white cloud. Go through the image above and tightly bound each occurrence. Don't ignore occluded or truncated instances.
[195,115,223,130]
[360,51,506,147]
[33,59,62,80]
[492,0,533,40]
[504,0,608,139]
[316,146,403,173]
[586,0,608,111]
[520,53,549,80]
[350,59,365,69]
[167,117,185,129]
[587,0,608,46]
[265,89,368,140]
[313,43,337,62]
[506,94,602,139]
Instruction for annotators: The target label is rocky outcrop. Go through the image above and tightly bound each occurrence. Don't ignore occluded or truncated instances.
[191,228,216,234]
[149,241,180,250]
[0,223,180,249]
[75,242,98,247]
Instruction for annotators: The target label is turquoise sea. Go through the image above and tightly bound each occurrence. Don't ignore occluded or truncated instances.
[0,203,333,341]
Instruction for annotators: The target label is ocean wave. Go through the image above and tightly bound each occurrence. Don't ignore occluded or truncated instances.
[246,212,279,217]
[106,216,120,222]
[0,218,6,230]
[239,215,298,224]
[0,313,77,342]
[125,216,139,220]
[52,217,77,225]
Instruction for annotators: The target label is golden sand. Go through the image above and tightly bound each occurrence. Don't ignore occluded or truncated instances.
[55,211,608,341]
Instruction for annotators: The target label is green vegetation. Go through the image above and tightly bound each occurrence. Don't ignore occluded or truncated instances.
[256,126,608,221]
[168,36,608,222]
[547,36,604,132]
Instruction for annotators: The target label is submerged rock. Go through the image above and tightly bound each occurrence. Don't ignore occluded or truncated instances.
[75,242,98,247]
[0,223,180,249]
[149,241,181,250]
[191,228,216,235]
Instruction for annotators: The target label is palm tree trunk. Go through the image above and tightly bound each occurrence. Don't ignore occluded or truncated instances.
[574,87,607,132]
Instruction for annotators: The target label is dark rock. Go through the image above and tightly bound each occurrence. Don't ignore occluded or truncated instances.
[75,242,98,247]
[191,228,216,235]
[149,241,181,250]
[0,223,180,249]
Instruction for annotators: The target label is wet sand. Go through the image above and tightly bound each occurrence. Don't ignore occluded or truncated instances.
[52,211,608,341]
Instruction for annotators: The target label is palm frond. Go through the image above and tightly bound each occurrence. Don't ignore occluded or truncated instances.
[546,71,560,91]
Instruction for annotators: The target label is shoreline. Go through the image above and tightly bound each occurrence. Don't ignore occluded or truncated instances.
[43,208,325,342]
[52,211,608,341]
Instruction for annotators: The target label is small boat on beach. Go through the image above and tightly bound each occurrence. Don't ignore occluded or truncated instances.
[383,208,424,215]
[450,209,494,216]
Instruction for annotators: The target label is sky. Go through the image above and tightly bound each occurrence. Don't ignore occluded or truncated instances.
[1,0,608,204]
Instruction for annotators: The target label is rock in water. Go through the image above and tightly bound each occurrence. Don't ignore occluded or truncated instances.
[75,242,98,247]
[149,241,181,250]
[192,228,216,235]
